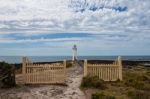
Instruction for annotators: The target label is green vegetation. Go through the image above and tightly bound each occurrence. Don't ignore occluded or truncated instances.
[78,60,84,66]
[124,72,150,90]
[92,92,115,99]
[128,90,150,99]
[81,76,106,90]
[0,61,16,88]
[122,66,150,91]
[66,60,83,68]
[81,65,150,99]
[66,61,73,68]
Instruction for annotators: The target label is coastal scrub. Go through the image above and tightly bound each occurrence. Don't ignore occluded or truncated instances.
[0,62,16,88]
[81,76,107,90]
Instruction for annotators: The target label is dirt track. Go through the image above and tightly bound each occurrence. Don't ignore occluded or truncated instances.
[0,64,86,99]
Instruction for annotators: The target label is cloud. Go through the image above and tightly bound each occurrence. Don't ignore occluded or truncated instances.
[0,37,83,43]
[0,0,149,34]
[0,0,150,55]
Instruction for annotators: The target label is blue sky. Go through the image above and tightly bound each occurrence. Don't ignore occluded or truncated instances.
[0,0,150,56]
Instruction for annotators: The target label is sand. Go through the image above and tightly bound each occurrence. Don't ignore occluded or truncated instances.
[0,64,86,99]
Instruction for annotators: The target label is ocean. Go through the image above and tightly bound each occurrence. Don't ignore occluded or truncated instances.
[0,56,150,64]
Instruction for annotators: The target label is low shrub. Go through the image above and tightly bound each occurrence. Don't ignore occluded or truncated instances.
[0,61,16,88]
[142,84,150,91]
[66,61,73,68]
[92,92,115,99]
[146,71,150,75]
[128,90,150,99]
[138,75,149,81]
[0,61,12,71]
[124,78,144,89]
[111,81,123,87]
[124,72,150,90]
[78,60,84,66]
[81,76,107,89]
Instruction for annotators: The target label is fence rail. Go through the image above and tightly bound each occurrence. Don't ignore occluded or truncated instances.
[16,57,66,84]
[84,56,122,81]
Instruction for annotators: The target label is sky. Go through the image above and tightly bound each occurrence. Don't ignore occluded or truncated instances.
[0,0,150,56]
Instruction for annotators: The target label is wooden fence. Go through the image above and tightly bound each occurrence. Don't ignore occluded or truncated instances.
[84,56,122,81]
[16,57,66,84]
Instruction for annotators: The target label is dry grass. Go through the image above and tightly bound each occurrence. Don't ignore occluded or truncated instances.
[81,65,150,99]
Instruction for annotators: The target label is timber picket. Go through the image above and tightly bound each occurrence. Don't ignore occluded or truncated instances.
[84,56,123,81]
[16,57,66,84]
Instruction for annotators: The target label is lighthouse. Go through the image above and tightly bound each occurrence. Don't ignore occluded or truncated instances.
[72,44,77,61]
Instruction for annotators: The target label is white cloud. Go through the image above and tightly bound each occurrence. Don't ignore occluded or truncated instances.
[0,0,150,55]
[0,0,149,34]
[0,37,83,43]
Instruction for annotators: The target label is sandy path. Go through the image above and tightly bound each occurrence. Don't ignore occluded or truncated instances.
[54,64,85,99]
[0,64,86,99]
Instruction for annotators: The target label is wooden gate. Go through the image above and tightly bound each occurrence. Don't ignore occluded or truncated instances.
[83,56,122,81]
[16,57,66,84]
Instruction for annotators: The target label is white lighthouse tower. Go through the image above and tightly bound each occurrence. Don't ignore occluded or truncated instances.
[72,44,77,61]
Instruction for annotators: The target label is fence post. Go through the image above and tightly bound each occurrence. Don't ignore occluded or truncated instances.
[84,59,87,77]
[118,56,122,81]
[63,60,66,83]
[22,57,26,84]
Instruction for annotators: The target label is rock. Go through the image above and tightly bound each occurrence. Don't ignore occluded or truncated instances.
[47,92,52,97]
[40,90,47,95]
[72,92,77,95]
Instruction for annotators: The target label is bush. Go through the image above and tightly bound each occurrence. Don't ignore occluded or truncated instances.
[81,76,107,89]
[142,84,150,91]
[92,92,115,99]
[124,78,144,89]
[66,61,73,68]
[138,75,149,81]
[128,90,150,99]
[0,61,16,88]
[124,72,149,90]
[78,60,84,66]
[0,61,12,71]
[111,81,124,87]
